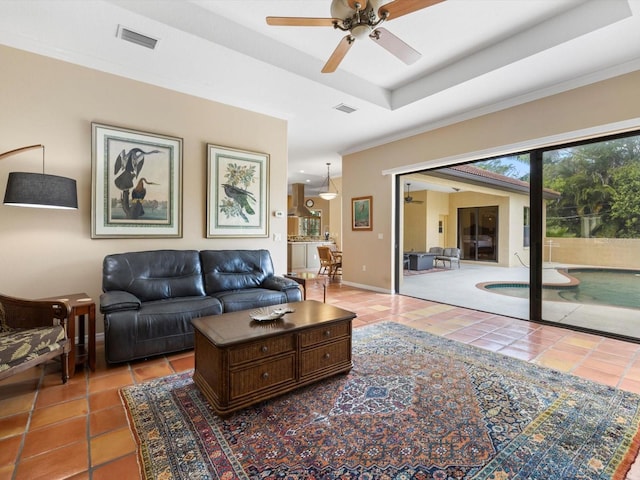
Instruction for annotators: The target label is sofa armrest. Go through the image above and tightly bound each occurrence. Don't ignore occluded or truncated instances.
[262,276,300,292]
[100,291,141,314]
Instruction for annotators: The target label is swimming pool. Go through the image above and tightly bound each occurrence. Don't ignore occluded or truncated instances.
[482,268,640,310]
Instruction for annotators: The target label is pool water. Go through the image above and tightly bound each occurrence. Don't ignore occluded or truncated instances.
[486,269,640,310]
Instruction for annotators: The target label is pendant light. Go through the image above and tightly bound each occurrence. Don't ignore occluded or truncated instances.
[318,162,339,201]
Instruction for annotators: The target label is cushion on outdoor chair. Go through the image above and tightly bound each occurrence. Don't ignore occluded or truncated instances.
[0,325,66,372]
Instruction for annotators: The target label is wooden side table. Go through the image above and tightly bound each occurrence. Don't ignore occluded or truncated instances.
[41,293,96,377]
[284,273,327,302]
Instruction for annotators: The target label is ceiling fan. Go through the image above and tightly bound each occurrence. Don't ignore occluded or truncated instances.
[404,183,424,204]
[266,0,445,73]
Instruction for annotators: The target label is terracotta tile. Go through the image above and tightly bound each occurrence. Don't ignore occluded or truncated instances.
[0,463,14,480]
[585,350,632,367]
[534,350,585,372]
[90,405,128,437]
[497,346,540,361]
[0,390,36,418]
[470,338,507,352]
[29,398,88,430]
[35,379,87,409]
[90,427,136,467]
[14,441,88,480]
[571,365,619,387]
[580,357,627,377]
[0,434,22,467]
[66,472,90,480]
[624,365,640,382]
[444,331,483,344]
[89,371,135,394]
[0,413,29,440]
[21,416,87,459]
[508,340,549,356]
[481,332,517,346]
[0,368,41,388]
[92,453,141,480]
[170,355,194,372]
[618,377,640,394]
[89,388,123,413]
[132,363,174,383]
[558,334,601,350]
[596,338,640,356]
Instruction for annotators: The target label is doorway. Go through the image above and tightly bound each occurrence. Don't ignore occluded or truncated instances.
[458,206,498,261]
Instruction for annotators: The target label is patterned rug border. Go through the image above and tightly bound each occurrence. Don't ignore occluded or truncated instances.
[121,321,640,480]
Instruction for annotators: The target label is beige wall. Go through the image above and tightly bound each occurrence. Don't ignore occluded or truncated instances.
[403,190,427,252]
[0,46,289,332]
[544,238,640,268]
[342,70,640,292]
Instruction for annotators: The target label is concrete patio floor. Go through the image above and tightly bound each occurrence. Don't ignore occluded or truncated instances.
[400,262,640,339]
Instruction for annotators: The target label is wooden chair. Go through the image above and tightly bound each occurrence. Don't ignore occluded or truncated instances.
[0,293,71,384]
[317,246,342,279]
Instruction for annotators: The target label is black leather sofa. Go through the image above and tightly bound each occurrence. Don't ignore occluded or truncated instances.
[100,249,302,364]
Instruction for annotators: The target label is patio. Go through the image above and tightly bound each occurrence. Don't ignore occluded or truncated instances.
[401,262,640,339]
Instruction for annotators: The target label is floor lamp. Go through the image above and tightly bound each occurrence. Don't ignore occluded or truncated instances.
[1,144,78,209]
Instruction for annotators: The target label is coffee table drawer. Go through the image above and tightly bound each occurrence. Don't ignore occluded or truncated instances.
[229,334,295,366]
[300,338,351,377]
[299,322,350,347]
[230,354,295,399]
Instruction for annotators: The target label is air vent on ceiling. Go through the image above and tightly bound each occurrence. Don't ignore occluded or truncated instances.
[333,103,357,114]
[116,25,159,50]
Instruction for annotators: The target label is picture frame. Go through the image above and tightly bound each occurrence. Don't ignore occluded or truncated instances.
[206,144,269,238]
[91,123,183,238]
[352,195,373,231]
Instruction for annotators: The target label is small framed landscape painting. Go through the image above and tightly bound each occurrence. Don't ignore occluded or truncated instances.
[352,195,373,231]
[91,123,183,238]
[206,144,269,238]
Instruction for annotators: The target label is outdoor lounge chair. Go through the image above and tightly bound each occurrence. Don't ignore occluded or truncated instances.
[434,248,461,269]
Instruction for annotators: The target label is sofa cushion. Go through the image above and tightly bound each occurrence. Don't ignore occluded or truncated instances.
[135,296,223,339]
[201,250,274,293]
[0,325,65,372]
[211,289,288,313]
[103,250,205,302]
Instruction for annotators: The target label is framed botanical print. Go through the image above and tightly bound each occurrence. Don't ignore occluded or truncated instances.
[352,195,373,231]
[91,123,183,238]
[206,144,269,238]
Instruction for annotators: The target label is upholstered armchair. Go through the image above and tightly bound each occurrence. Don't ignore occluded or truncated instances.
[0,293,71,384]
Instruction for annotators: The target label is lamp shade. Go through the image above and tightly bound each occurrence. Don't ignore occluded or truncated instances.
[4,172,78,209]
[319,191,338,200]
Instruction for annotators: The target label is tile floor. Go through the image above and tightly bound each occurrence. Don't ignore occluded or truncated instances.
[2,282,640,479]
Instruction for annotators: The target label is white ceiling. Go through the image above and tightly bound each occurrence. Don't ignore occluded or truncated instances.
[1,0,640,194]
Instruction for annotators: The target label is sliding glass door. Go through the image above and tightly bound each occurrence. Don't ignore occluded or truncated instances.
[458,206,498,261]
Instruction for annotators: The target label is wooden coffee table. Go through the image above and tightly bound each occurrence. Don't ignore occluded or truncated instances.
[192,300,356,416]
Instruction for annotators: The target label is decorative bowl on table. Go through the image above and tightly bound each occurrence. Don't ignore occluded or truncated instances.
[249,306,295,322]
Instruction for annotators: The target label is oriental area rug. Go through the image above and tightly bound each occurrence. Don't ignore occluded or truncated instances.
[120,322,640,479]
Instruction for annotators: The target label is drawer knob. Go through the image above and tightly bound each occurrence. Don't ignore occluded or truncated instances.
[324,353,331,359]
[261,345,269,353]
[262,372,269,380]
[324,330,331,337]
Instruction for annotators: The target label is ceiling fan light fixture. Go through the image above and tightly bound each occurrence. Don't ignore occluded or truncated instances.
[319,162,339,200]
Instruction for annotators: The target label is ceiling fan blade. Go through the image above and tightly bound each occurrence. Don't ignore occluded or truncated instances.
[266,16,337,27]
[322,35,354,73]
[378,0,445,21]
[370,28,421,64]
[347,0,368,10]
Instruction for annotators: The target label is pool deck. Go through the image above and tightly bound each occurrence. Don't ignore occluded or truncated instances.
[401,262,640,339]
